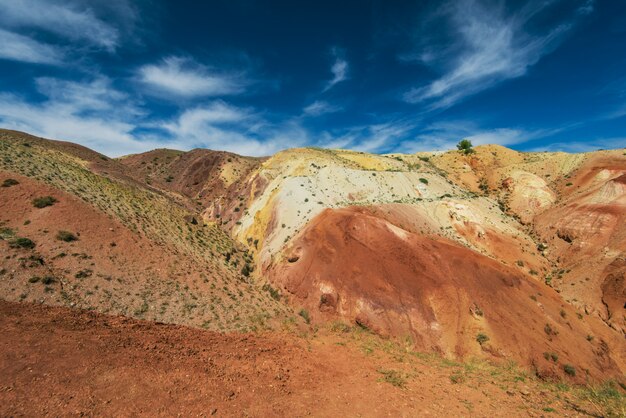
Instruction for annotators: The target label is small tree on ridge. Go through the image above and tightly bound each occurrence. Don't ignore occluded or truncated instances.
[457,139,475,155]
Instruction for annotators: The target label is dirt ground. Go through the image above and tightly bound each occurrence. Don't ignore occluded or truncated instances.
[0,300,617,417]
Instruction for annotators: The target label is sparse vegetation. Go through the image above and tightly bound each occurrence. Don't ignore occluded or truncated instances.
[419,178,429,185]
[9,237,35,249]
[298,309,310,324]
[41,276,55,285]
[563,364,576,376]
[2,178,19,187]
[32,196,58,208]
[377,369,407,388]
[56,230,78,242]
[476,333,489,345]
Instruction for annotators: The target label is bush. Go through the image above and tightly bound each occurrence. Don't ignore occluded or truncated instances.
[33,196,57,208]
[262,284,281,300]
[241,263,252,277]
[28,276,40,283]
[41,276,55,285]
[457,139,475,155]
[378,369,407,388]
[563,364,576,376]
[56,230,78,242]
[75,269,92,279]
[299,309,311,324]
[1,178,19,187]
[476,333,489,345]
[543,352,558,362]
[9,237,35,249]
[419,178,429,185]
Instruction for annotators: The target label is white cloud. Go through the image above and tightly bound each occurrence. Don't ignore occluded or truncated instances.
[0,75,301,157]
[0,0,121,51]
[0,76,155,156]
[317,120,418,153]
[0,29,64,64]
[302,100,342,117]
[323,48,349,92]
[403,0,579,109]
[138,56,245,99]
[527,137,625,153]
[161,102,307,156]
[397,120,548,153]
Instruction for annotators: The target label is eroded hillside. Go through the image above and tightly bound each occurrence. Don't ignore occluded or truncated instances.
[191,143,626,381]
[2,129,625,384]
[0,130,289,331]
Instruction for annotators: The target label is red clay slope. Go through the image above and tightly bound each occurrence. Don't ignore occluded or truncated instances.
[268,207,625,381]
[2,300,620,417]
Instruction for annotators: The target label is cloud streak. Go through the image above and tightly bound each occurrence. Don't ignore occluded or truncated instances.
[0,29,64,64]
[0,0,121,51]
[137,56,245,99]
[403,0,583,109]
[302,100,342,117]
[323,48,348,92]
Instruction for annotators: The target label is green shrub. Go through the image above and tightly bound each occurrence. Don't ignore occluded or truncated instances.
[1,178,19,187]
[241,263,252,277]
[28,276,41,283]
[56,230,78,242]
[419,178,429,185]
[476,333,489,345]
[378,369,407,388]
[457,139,475,155]
[298,309,311,324]
[41,276,55,285]
[75,269,93,279]
[563,364,576,376]
[262,284,281,300]
[33,196,57,208]
[543,352,558,362]
[9,237,35,249]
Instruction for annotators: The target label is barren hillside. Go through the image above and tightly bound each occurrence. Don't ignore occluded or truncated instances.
[1,129,625,416]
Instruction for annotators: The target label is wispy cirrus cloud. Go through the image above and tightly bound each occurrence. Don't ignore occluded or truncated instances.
[527,137,625,153]
[0,29,64,64]
[160,102,309,156]
[323,48,349,92]
[0,0,123,52]
[302,100,343,117]
[397,120,557,153]
[137,56,246,99]
[403,0,588,109]
[0,77,148,155]
[0,74,305,157]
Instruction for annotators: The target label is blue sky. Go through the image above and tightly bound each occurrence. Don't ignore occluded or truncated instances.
[0,0,624,156]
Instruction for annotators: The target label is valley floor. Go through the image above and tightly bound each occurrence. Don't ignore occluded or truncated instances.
[1,301,621,417]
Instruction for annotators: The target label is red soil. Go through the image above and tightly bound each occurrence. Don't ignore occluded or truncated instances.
[0,171,268,329]
[534,155,626,329]
[0,300,614,417]
[119,148,261,207]
[268,207,625,381]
